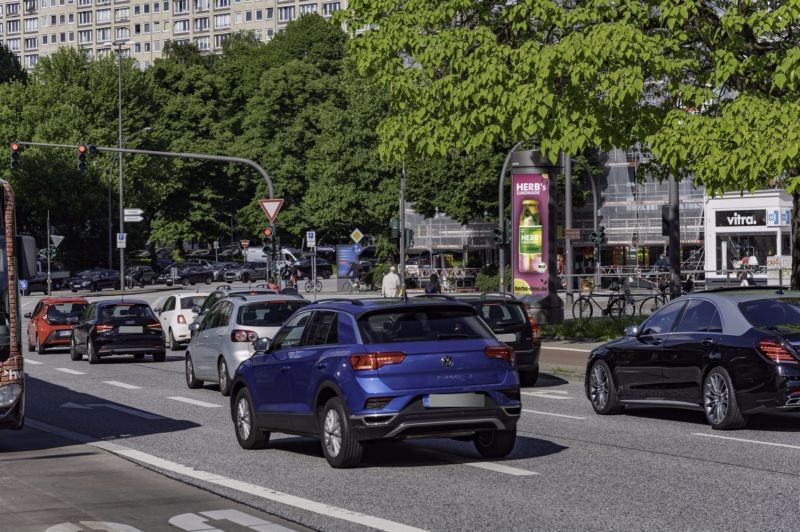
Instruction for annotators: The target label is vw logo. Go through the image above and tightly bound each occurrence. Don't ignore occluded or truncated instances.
[441,356,453,368]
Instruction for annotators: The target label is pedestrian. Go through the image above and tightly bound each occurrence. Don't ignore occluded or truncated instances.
[381,265,401,297]
[654,252,668,271]
[267,277,279,290]
[425,273,441,294]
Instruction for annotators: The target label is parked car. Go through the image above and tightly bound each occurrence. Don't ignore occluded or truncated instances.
[156,265,214,286]
[68,269,120,292]
[125,265,157,287]
[153,293,208,350]
[586,289,800,430]
[25,297,88,354]
[228,298,521,468]
[21,273,51,296]
[292,258,332,279]
[210,261,240,281]
[223,262,268,283]
[70,299,165,363]
[448,293,541,386]
[185,294,309,396]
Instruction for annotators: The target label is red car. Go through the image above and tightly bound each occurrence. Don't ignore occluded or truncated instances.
[25,297,88,354]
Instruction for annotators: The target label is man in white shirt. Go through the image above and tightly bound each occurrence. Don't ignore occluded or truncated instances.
[381,265,401,297]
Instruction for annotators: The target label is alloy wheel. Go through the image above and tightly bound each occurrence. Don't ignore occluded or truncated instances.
[589,364,609,409]
[323,408,342,457]
[235,397,251,440]
[704,373,729,425]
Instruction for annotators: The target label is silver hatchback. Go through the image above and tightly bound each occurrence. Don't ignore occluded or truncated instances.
[184,294,309,396]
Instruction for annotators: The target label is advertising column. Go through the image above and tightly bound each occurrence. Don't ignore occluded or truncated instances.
[512,173,549,296]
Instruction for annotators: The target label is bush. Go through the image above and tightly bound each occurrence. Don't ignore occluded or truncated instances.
[540,315,641,341]
[474,264,511,292]
[367,262,391,290]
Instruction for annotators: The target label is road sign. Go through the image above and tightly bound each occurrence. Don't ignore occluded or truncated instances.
[117,232,126,249]
[240,239,250,249]
[353,243,362,255]
[258,198,284,223]
[50,234,65,248]
[18,279,27,291]
[564,228,581,240]
[124,215,143,223]
[306,230,316,248]
[124,208,144,216]
[350,228,363,244]
[213,240,219,249]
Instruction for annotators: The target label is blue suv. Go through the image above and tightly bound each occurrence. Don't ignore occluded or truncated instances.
[230,298,521,468]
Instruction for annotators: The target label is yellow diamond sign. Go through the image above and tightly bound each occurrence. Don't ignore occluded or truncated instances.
[350,228,364,244]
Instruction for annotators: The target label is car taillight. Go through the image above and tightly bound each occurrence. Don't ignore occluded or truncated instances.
[485,346,514,362]
[758,339,798,363]
[349,352,406,371]
[177,314,186,324]
[501,388,520,400]
[96,324,113,333]
[147,322,162,331]
[231,329,258,342]
[528,316,541,339]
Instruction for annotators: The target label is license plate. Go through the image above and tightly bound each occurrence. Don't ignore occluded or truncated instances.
[58,330,72,337]
[424,393,485,408]
[118,325,142,334]
[497,333,517,342]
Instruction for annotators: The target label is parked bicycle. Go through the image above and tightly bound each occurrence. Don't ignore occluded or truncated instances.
[304,279,322,293]
[572,277,636,320]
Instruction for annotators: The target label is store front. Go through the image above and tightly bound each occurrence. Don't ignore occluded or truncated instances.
[704,190,792,286]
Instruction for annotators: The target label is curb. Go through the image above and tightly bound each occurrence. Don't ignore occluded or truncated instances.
[540,363,586,381]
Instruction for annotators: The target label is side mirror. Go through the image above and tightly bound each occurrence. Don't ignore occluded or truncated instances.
[624,325,639,337]
[23,312,31,319]
[192,305,201,314]
[189,322,200,333]
[253,337,271,353]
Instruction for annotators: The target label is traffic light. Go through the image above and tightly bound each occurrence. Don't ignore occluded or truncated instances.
[88,144,98,157]
[262,227,272,238]
[10,142,20,170]
[592,226,607,246]
[493,227,503,244]
[77,144,88,172]
[404,228,414,248]
[390,218,399,240]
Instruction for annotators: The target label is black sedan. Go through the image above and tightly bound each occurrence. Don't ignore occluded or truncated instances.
[70,299,165,363]
[157,266,214,286]
[68,269,120,292]
[586,289,800,430]
[293,258,332,279]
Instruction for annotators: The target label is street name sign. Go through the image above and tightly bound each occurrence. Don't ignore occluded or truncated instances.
[258,199,284,223]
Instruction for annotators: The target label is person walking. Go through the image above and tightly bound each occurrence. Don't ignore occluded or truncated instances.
[381,265,401,297]
[425,273,442,294]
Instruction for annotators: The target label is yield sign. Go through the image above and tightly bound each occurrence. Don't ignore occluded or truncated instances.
[258,199,284,223]
[50,235,65,248]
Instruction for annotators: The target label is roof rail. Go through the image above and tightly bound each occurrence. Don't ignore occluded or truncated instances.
[313,298,365,305]
[413,294,456,301]
[480,291,517,300]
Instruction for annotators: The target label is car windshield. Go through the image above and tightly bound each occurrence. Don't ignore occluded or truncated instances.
[738,298,800,330]
[237,301,309,326]
[358,307,494,343]
[99,304,156,321]
[46,303,87,325]
[473,302,527,327]
[181,296,206,309]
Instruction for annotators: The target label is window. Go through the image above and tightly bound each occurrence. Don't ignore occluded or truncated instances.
[143,22,149,32]
[194,35,208,50]
[142,2,148,12]
[299,3,315,15]
[68,12,73,22]
[193,0,207,10]
[254,8,261,20]
[96,27,110,41]
[6,37,20,51]
[213,32,226,48]
[153,1,158,11]
[153,39,159,51]
[59,31,64,42]
[162,1,167,10]
[50,15,56,24]
[234,11,239,23]
[172,0,187,13]
[59,13,64,23]
[23,36,36,48]
[133,41,139,52]
[23,17,37,31]
[641,302,686,335]
[254,29,261,40]
[266,27,272,38]
[161,296,175,313]
[6,3,20,15]
[358,309,494,343]
[133,22,139,33]
[24,54,37,68]
[40,16,49,27]
[133,3,139,14]
[212,13,228,28]
[214,0,228,8]
[172,19,188,33]
[277,6,292,21]
[115,26,129,39]
[675,300,721,333]
[322,2,339,16]
[244,9,250,21]
[78,10,91,24]
[77,0,91,6]
[42,34,48,44]
[68,30,73,41]
[7,20,20,34]
[114,7,128,20]
[265,7,271,18]
[143,40,149,51]
[192,16,207,30]
[78,28,90,42]
[95,8,110,23]
[304,312,338,346]
[272,312,311,350]
[153,21,159,31]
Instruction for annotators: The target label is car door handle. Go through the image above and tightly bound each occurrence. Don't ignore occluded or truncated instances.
[702,338,717,347]
[317,362,327,369]
[281,366,290,373]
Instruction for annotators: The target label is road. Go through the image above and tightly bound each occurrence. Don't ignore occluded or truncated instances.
[11,286,800,531]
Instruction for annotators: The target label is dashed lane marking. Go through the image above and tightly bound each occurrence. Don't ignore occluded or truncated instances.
[55,367,86,375]
[104,380,142,390]
[693,432,800,450]
[522,409,586,420]
[25,359,43,365]
[168,396,223,408]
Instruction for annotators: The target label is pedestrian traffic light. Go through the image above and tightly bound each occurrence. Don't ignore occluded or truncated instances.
[404,228,414,248]
[77,144,88,172]
[10,142,20,170]
[493,227,503,244]
[390,218,399,240]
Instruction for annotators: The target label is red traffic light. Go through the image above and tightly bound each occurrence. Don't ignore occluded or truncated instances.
[263,228,273,238]
[78,144,88,154]
[10,142,19,152]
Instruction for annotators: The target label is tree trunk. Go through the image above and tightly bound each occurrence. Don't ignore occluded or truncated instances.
[793,192,800,290]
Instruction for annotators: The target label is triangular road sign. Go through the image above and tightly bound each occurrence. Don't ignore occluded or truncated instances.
[50,235,65,248]
[258,199,284,223]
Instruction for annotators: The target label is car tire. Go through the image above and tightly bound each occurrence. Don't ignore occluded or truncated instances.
[218,358,231,397]
[69,337,82,361]
[241,274,250,283]
[233,387,270,449]
[36,336,45,355]
[133,353,145,360]
[27,335,35,353]
[205,276,212,285]
[71,288,77,293]
[473,426,517,459]
[588,360,622,414]
[181,278,189,287]
[114,281,121,290]
[87,341,100,364]
[319,397,363,468]
[185,353,203,389]
[519,368,539,387]
[703,367,748,430]
[153,351,166,362]
[90,283,97,292]
[168,329,179,352]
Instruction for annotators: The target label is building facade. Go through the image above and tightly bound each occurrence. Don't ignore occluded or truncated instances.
[0,0,344,69]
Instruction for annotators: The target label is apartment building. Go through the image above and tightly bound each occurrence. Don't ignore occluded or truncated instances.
[0,0,345,69]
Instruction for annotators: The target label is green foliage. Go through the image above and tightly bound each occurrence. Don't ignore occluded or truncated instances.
[474,264,511,292]
[0,43,26,84]
[540,315,641,341]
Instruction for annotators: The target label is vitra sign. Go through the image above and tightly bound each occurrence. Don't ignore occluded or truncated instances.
[715,210,766,227]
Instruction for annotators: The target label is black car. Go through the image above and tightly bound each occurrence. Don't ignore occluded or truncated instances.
[70,299,166,363]
[157,265,214,286]
[68,269,120,292]
[586,289,800,430]
[125,265,157,287]
[293,258,332,279]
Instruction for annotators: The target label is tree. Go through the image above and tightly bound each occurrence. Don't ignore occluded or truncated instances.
[0,43,26,84]
[343,2,800,285]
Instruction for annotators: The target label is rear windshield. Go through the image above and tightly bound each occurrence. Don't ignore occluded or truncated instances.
[358,308,494,343]
[473,302,527,327]
[46,303,87,325]
[237,301,309,326]
[99,304,156,321]
[181,296,206,309]
[739,298,800,329]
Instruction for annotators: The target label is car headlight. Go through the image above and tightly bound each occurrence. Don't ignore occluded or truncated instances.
[0,383,22,407]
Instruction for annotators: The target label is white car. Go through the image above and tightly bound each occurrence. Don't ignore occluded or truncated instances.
[184,294,309,396]
[153,293,209,350]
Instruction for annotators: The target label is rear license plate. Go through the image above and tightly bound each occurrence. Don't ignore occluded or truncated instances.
[117,326,142,334]
[497,333,517,342]
[424,393,485,408]
[58,330,72,337]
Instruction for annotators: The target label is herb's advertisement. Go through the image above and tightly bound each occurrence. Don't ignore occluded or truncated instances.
[512,173,549,296]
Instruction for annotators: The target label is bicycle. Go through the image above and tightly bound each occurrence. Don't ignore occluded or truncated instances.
[571,278,636,320]
[304,279,322,293]
[342,277,364,295]
[639,285,668,316]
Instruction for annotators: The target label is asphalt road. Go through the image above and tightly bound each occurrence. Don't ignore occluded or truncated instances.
[13,287,800,531]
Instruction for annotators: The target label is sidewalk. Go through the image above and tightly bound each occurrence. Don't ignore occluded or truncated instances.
[539,340,604,380]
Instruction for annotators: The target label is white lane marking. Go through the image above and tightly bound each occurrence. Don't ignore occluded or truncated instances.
[170,509,294,531]
[55,367,86,375]
[541,346,592,353]
[104,380,142,390]
[25,359,43,365]
[27,419,428,532]
[420,449,537,476]
[523,409,586,420]
[168,396,223,408]
[522,390,571,400]
[693,433,800,450]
